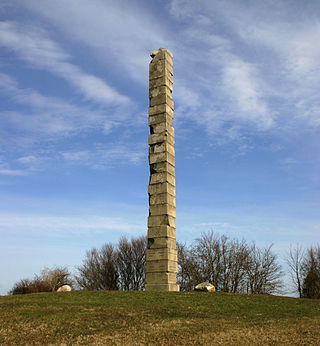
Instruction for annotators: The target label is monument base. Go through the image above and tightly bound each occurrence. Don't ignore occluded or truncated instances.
[145,283,180,292]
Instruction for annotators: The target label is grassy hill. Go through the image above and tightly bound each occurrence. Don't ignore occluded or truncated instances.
[1,291,320,345]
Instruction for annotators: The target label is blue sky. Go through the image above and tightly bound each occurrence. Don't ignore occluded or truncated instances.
[0,0,319,295]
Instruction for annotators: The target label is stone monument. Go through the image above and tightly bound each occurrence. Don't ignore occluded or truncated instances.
[145,48,179,291]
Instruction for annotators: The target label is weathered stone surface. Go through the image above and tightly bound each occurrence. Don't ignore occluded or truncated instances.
[149,113,173,126]
[150,193,176,206]
[147,48,178,292]
[147,236,176,249]
[149,151,175,166]
[150,69,173,82]
[146,259,178,273]
[194,282,216,293]
[149,76,173,91]
[150,172,175,186]
[150,93,174,109]
[148,182,175,196]
[150,122,174,135]
[150,48,173,60]
[149,104,173,117]
[150,162,175,176]
[150,52,173,66]
[148,225,176,238]
[149,59,173,78]
[149,204,176,217]
[146,272,177,284]
[149,85,172,99]
[150,61,173,76]
[148,215,176,228]
[145,283,179,291]
[146,248,177,261]
[149,142,175,156]
[149,133,174,146]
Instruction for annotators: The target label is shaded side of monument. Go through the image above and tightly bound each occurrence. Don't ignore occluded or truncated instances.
[145,48,179,292]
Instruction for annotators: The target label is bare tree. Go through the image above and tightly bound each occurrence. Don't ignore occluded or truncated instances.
[130,236,147,290]
[177,242,187,290]
[192,231,221,289]
[246,244,283,294]
[285,244,305,298]
[76,248,102,290]
[185,231,283,295]
[76,236,146,291]
[98,244,119,290]
[177,242,202,291]
[117,237,134,290]
[76,244,119,290]
[117,236,146,290]
[302,246,320,299]
[228,238,251,293]
[190,232,252,293]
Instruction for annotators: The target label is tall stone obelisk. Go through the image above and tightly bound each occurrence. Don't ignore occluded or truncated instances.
[145,48,179,291]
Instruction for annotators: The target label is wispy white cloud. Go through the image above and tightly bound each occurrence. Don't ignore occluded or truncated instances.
[3,0,319,145]
[1,0,319,155]
[166,2,274,147]
[17,155,40,164]
[0,156,28,176]
[0,72,143,174]
[0,73,119,137]
[169,0,320,141]
[11,0,274,146]
[0,21,130,105]
[0,151,52,176]
[17,0,170,82]
[220,2,320,79]
[0,212,144,235]
[61,143,145,169]
[0,168,28,176]
[200,0,320,126]
[221,59,273,129]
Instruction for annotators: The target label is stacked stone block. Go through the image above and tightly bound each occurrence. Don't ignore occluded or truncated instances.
[145,48,179,292]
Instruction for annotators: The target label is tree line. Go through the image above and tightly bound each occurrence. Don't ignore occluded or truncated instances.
[9,236,146,295]
[177,232,283,294]
[9,231,320,299]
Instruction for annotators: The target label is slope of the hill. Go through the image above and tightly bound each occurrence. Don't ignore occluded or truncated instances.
[1,291,320,345]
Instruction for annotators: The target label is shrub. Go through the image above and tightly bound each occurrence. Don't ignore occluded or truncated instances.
[9,266,72,295]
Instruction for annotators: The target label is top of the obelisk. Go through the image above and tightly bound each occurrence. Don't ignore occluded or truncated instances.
[150,48,173,59]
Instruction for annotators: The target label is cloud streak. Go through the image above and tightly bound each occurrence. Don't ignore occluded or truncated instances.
[0,73,114,137]
[61,143,145,169]
[169,0,320,142]
[0,72,144,175]
[0,168,28,176]
[3,0,319,146]
[0,212,144,236]
[18,0,170,82]
[167,2,275,147]
[0,21,130,105]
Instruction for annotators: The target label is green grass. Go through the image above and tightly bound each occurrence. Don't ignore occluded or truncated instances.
[1,291,320,345]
